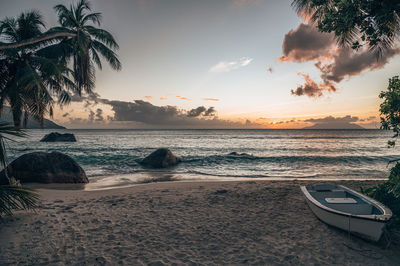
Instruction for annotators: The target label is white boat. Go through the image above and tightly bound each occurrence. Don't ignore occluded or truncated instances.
[300,184,392,242]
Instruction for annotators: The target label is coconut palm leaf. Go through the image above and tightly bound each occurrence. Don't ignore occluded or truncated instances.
[0,185,38,217]
[0,122,37,218]
[0,122,25,171]
[53,0,121,93]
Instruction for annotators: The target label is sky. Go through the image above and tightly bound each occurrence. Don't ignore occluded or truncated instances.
[1,0,399,129]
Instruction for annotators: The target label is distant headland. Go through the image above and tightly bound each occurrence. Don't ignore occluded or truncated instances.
[0,107,65,129]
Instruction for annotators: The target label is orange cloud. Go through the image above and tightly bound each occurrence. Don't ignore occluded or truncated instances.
[144,96,153,100]
[203,98,220,101]
[298,9,313,23]
[160,97,168,100]
[179,97,191,101]
[291,73,337,97]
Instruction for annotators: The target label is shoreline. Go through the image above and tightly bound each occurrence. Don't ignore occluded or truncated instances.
[23,174,390,192]
[1,179,399,265]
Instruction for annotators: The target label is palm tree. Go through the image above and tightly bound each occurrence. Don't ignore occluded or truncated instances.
[291,0,400,54]
[0,0,121,127]
[0,122,38,217]
[51,0,121,95]
[0,11,75,127]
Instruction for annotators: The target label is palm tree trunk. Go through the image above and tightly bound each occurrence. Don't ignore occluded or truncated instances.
[11,108,22,128]
[0,32,76,51]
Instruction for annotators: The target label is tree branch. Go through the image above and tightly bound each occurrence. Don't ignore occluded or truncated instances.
[0,32,76,51]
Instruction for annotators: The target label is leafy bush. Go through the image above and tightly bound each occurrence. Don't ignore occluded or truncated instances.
[362,163,400,227]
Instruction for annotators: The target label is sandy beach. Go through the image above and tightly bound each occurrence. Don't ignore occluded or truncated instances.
[0,180,399,265]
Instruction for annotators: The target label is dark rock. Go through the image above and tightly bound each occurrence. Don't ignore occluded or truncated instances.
[0,152,88,184]
[140,148,181,168]
[215,189,228,194]
[228,152,252,156]
[40,132,76,142]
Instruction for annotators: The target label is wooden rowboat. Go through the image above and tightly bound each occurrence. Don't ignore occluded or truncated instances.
[300,184,392,242]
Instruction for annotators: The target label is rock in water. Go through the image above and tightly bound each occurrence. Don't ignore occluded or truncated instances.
[40,132,77,142]
[140,148,181,168]
[0,152,88,184]
[228,152,253,157]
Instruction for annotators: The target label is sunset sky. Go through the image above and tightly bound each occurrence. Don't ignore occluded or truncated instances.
[1,0,399,129]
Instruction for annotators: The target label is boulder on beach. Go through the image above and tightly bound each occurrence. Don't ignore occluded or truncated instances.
[40,132,77,142]
[0,151,88,184]
[228,152,253,157]
[140,148,181,168]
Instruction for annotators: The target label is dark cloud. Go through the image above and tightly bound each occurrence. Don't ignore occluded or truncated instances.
[95,108,104,121]
[270,119,296,125]
[204,107,216,116]
[88,108,104,122]
[270,115,366,129]
[67,117,84,124]
[269,115,372,129]
[70,92,101,103]
[280,23,400,97]
[304,115,359,124]
[303,115,363,129]
[279,23,334,63]
[187,106,216,117]
[79,98,258,128]
[291,73,336,97]
[88,110,95,122]
[66,93,259,128]
[101,99,180,125]
[318,47,400,83]
[187,106,207,117]
[359,116,376,122]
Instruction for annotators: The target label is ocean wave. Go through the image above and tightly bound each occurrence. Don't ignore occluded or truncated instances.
[180,154,399,165]
[184,170,387,179]
[63,153,400,169]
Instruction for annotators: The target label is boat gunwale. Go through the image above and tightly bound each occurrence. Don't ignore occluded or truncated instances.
[300,185,392,222]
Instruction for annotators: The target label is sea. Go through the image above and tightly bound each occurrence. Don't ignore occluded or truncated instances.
[7,129,399,189]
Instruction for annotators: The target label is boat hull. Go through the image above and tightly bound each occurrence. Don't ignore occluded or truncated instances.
[301,185,391,242]
[304,196,386,242]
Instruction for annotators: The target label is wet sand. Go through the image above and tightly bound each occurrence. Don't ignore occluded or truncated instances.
[0,180,399,265]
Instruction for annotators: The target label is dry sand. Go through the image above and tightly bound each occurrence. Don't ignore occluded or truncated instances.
[0,180,399,265]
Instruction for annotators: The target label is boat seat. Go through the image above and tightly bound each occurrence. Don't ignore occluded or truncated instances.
[311,191,347,199]
[325,197,357,204]
[325,203,373,215]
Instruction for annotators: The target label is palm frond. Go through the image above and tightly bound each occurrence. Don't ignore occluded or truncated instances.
[0,185,39,217]
[91,46,102,70]
[92,40,121,70]
[82,12,102,26]
[85,25,119,50]
[0,122,25,137]
[0,122,25,179]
